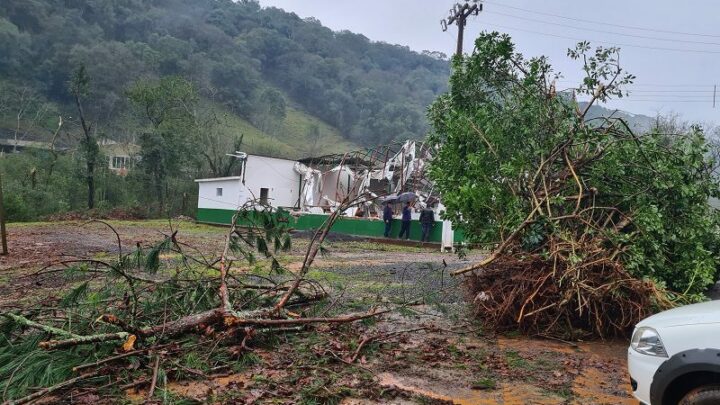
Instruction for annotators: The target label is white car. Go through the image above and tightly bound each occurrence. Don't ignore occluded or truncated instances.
[628,300,720,404]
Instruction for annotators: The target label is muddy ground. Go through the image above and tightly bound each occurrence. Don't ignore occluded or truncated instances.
[0,220,636,404]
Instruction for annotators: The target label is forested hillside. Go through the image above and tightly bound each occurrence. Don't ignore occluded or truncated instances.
[0,0,450,221]
[0,0,450,147]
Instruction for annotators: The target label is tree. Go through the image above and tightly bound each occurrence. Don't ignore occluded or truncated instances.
[304,123,322,157]
[0,83,50,153]
[194,104,245,178]
[428,33,720,336]
[69,65,100,210]
[251,88,286,136]
[127,76,198,212]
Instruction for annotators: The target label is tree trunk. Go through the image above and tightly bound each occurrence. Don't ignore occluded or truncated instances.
[74,94,95,210]
[0,173,7,255]
[155,170,164,214]
[14,112,21,153]
[87,160,95,209]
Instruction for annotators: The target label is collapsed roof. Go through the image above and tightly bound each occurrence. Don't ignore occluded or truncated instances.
[294,140,440,216]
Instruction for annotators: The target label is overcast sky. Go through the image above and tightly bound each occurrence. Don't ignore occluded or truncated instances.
[257,0,720,125]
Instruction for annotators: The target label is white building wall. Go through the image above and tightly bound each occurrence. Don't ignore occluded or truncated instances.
[196,155,300,210]
[242,155,300,208]
[196,177,245,210]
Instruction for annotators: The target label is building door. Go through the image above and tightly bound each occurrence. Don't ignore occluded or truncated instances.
[260,188,269,205]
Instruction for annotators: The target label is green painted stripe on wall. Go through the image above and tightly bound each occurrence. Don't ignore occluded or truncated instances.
[196,208,465,243]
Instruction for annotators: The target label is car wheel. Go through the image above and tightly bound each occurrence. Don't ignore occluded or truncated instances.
[680,385,720,405]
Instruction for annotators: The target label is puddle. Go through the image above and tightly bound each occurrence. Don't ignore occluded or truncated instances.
[497,336,579,355]
[378,372,570,404]
[126,373,251,402]
[378,372,499,404]
[571,367,635,405]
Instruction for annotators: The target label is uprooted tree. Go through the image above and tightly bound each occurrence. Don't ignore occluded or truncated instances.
[428,33,720,338]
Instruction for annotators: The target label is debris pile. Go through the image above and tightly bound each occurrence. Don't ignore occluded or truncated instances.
[465,254,667,339]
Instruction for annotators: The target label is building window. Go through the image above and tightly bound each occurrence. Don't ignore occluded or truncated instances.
[111,156,128,169]
[216,188,223,197]
[260,188,269,204]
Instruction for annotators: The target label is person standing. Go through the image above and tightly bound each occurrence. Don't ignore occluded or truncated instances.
[419,205,435,242]
[398,202,412,240]
[383,202,394,237]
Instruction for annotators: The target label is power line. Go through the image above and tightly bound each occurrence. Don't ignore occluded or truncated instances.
[624,90,715,93]
[567,90,714,98]
[483,0,720,39]
[611,100,714,103]
[485,10,720,47]
[481,22,720,55]
[557,80,716,88]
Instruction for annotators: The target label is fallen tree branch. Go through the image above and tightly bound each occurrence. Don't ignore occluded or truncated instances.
[72,343,176,372]
[147,355,161,400]
[350,335,372,363]
[274,198,349,312]
[3,371,99,405]
[226,308,390,328]
[39,332,131,350]
[451,203,543,276]
[3,313,81,339]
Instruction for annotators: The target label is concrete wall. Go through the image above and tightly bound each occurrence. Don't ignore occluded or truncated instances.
[195,154,300,211]
[243,155,300,208]
[196,208,466,243]
[196,177,245,210]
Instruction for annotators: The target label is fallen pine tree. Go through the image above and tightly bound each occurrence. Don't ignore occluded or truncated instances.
[0,196,392,403]
[429,33,720,338]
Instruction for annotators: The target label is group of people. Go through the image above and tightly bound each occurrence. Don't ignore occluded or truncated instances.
[382,201,435,242]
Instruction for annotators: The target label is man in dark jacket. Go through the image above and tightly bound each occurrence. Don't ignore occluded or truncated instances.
[383,202,393,237]
[419,206,435,242]
[398,202,412,239]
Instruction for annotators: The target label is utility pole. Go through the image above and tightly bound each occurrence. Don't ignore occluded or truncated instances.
[442,0,483,57]
[0,173,7,255]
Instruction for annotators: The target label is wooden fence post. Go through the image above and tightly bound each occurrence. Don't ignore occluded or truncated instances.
[0,173,7,255]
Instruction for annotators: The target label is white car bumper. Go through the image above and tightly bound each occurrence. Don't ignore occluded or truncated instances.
[627,347,666,404]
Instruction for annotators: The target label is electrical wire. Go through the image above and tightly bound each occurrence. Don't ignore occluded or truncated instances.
[485,10,720,47]
[480,21,720,54]
[566,91,714,99]
[556,80,716,89]
[592,86,713,94]
[577,99,713,103]
[561,82,715,88]
[482,1,720,39]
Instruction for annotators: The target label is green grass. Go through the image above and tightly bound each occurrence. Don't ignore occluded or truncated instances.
[327,241,430,253]
[221,103,357,159]
[505,350,530,369]
[306,269,345,284]
[471,377,497,390]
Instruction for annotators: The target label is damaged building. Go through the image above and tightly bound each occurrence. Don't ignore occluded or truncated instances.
[195,141,463,250]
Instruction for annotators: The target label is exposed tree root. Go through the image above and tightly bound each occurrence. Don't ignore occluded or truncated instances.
[465,253,671,339]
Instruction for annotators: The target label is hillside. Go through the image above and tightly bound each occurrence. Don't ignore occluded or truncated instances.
[0,0,450,151]
[212,102,357,159]
[579,103,656,132]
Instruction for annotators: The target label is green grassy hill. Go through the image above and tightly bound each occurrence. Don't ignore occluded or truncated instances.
[224,105,358,159]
